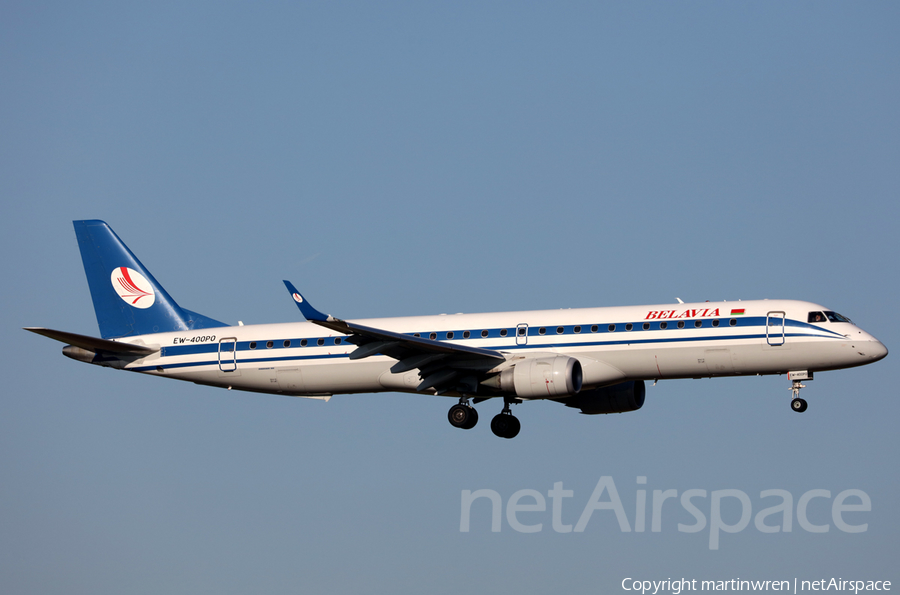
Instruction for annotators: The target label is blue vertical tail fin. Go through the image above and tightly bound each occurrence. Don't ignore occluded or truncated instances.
[73,220,226,339]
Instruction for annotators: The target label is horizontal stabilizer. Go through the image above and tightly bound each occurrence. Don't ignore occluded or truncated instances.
[23,327,158,355]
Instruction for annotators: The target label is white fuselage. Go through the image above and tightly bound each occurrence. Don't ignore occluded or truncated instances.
[111,299,886,399]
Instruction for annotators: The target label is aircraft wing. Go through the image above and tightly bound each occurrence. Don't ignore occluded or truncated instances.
[283,281,504,393]
[24,327,158,355]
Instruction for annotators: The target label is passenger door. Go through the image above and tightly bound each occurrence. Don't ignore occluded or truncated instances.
[218,338,238,371]
[766,312,785,346]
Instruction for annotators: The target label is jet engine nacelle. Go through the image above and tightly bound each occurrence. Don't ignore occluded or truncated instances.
[560,380,646,414]
[484,355,583,398]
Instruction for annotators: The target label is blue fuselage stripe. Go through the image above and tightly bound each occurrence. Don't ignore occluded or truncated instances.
[139,317,843,373]
[160,315,844,358]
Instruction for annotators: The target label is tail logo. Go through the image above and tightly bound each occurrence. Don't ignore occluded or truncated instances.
[293,293,303,303]
[110,267,156,309]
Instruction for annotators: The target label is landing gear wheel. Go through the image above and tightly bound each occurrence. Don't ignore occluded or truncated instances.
[507,415,520,438]
[448,404,478,429]
[491,413,520,439]
[791,398,808,413]
[462,407,478,429]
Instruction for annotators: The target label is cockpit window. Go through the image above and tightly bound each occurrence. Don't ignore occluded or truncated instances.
[824,311,852,323]
[808,312,827,323]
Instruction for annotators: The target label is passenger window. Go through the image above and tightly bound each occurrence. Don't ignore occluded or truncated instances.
[500,329,508,337]
[447,331,454,339]
[413,333,420,338]
[463,331,470,339]
[574,326,581,333]
[334,338,341,345]
[539,327,546,335]
[694,320,702,328]
[300,339,307,347]
[660,322,667,329]
[677,321,685,329]
[283,340,291,348]
[608,324,616,332]
[591,325,598,333]
[481,330,489,338]
[729,319,737,326]
[266,341,274,348]
[518,327,526,336]
[430,332,437,340]
[317,338,324,346]
[249,342,257,349]
[557,326,564,334]
[625,323,633,331]
[712,319,719,327]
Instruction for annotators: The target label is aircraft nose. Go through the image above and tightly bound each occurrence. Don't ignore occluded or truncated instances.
[868,340,888,362]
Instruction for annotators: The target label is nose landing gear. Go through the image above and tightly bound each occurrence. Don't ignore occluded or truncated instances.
[791,396,808,413]
[788,371,812,413]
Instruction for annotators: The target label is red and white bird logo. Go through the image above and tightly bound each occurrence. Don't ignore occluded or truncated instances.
[110,267,156,308]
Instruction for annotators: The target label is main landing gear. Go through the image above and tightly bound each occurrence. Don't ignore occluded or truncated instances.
[446,397,521,438]
[448,399,478,430]
[490,399,520,439]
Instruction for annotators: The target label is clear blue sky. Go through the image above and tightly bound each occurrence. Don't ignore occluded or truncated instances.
[2,2,898,593]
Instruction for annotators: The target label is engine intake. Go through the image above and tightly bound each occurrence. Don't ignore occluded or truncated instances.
[560,380,646,414]
[482,355,583,398]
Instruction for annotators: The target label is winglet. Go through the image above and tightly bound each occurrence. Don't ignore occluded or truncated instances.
[283,281,331,322]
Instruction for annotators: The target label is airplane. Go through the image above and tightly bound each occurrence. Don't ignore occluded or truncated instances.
[25,220,888,439]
